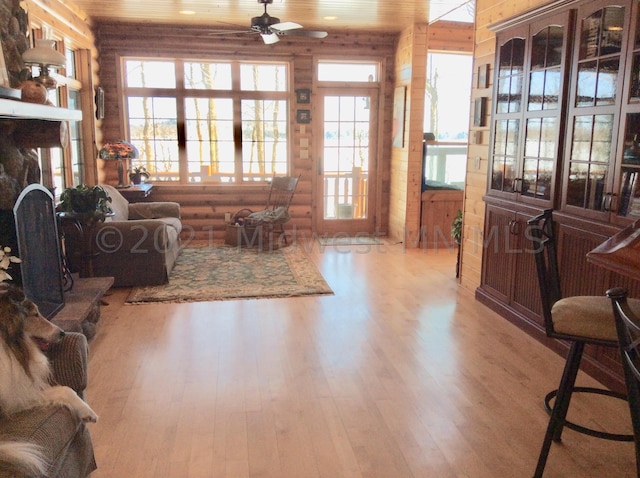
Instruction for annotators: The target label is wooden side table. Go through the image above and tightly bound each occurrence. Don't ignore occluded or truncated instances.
[57,211,114,278]
[118,183,154,202]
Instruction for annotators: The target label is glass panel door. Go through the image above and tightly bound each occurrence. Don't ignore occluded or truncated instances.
[317,90,377,235]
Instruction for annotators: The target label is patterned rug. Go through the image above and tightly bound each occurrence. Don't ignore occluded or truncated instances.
[126,244,333,303]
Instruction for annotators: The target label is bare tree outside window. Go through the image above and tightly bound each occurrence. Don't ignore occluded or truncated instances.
[123,59,288,183]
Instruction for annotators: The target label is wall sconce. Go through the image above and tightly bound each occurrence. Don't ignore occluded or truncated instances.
[99,141,139,189]
[22,39,66,89]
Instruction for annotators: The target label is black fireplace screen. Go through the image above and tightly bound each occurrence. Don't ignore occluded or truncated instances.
[13,184,64,318]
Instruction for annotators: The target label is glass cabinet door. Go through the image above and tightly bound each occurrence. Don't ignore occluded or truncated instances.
[521,23,567,202]
[616,1,640,221]
[489,14,570,206]
[563,1,630,219]
[490,36,525,195]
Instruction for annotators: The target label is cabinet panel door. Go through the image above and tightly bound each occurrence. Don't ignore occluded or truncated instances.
[511,212,543,323]
[481,205,517,302]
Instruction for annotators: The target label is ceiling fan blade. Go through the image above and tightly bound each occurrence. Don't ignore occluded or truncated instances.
[280,30,328,39]
[208,30,254,36]
[271,21,302,32]
[261,33,280,44]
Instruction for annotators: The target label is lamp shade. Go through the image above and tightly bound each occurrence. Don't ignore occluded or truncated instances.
[22,39,66,68]
[98,141,139,160]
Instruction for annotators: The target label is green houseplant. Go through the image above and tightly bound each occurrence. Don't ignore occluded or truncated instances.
[451,209,463,245]
[129,166,150,185]
[59,185,113,226]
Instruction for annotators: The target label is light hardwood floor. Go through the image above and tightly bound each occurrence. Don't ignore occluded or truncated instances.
[86,241,636,477]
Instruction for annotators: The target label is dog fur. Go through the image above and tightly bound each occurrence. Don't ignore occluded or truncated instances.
[0,283,98,476]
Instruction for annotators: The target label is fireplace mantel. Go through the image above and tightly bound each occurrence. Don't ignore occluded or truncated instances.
[0,98,82,122]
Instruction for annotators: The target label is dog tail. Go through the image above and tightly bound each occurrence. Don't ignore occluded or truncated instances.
[0,441,48,476]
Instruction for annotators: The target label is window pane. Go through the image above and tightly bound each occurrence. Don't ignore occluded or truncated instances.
[125,60,176,88]
[318,62,378,82]
[128,97,179,181]
[241,99,288,180]
[185,98,234,183]
[68,89,83,185]
[65,48,76,79]
[424,53,472,141]
[184,62,232,90]
[240,64,287,91]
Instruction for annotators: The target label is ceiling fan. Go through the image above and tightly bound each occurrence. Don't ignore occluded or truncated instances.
[209,0,328,44]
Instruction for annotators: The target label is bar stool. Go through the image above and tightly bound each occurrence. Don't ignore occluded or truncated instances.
[607,287,640,477]
[527,209,637,477]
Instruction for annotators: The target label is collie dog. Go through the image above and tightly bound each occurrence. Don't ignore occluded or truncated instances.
[0,283,98,476]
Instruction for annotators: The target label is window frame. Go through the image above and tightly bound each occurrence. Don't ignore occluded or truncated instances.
[119,56,292,184]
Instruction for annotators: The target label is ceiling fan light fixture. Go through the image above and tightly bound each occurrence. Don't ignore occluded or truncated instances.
[261,33,280,44]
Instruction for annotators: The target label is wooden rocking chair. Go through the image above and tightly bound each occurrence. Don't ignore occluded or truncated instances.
[245,175,300,247]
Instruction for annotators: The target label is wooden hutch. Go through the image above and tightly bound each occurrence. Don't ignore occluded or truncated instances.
[476,0,640,391]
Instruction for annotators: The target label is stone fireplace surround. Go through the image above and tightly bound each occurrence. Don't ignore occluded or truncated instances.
[1,1,112,339]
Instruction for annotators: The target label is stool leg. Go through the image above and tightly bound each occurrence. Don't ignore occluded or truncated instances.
[621,358,640,477]
[534,341,584,478]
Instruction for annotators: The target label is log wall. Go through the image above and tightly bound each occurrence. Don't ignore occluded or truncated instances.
[93,22,398,241]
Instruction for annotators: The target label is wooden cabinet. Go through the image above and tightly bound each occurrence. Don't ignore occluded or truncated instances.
[479,0,640,391]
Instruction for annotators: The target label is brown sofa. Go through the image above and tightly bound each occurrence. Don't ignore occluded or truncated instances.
[0,333,96,478]
[63,184,182,287]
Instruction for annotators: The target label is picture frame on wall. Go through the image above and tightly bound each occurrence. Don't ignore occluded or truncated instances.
[297,109,311,124]
[473,97,487,127]
[296,88,310,103]
[95,87,105,120]
[477,63,489,89]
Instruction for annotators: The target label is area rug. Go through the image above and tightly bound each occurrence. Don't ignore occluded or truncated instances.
[126,245,333,303]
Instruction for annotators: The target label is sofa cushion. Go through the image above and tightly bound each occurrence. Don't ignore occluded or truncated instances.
[128,201,181,220]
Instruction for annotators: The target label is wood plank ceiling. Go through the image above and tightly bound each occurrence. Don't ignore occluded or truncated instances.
[68,0,474,33]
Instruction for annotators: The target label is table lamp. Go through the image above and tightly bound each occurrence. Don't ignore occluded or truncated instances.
[98,140,139,188]
[22,39,67,90]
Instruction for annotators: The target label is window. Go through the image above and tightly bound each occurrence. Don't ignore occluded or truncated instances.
[35,43,84,193]
[123,59,290,183]
[317,61,378,82]
[423,53,472,190]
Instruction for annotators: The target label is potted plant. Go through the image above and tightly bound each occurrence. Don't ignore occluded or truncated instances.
[451,209,463,278]
[451,209,463,245]
[58,185,113,226]
[129,166,150,185]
